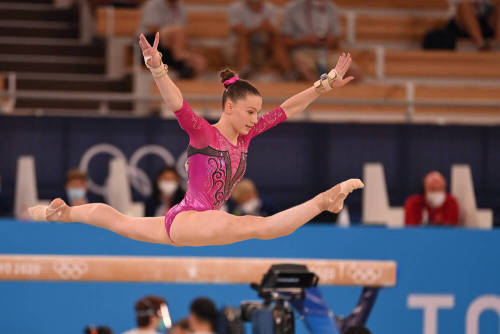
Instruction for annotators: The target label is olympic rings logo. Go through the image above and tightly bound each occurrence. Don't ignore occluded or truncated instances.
[78,144,187,197]
[52,260,89,280]
[346,265,382,284]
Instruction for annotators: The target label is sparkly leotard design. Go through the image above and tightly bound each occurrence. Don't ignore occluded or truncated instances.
[164,100,287,240]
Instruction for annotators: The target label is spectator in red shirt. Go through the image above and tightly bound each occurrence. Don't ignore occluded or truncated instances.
[405,171,459,226]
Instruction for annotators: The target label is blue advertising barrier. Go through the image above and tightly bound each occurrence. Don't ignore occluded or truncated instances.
[0,219,499,334]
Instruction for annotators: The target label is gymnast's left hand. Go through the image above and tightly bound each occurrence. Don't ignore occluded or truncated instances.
[331,52,355,88]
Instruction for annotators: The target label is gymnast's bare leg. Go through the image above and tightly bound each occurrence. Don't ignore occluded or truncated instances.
[28,179,362,246]
[28,200,173,245]
[170,179,362,246]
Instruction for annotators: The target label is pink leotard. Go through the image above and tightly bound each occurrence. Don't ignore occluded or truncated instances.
[164,100,287,241]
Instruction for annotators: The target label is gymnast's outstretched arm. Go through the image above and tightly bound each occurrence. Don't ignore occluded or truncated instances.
[139,32,183,111]
[280,52,354,118]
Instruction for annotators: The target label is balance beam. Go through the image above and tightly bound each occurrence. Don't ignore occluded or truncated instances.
[0,255,396,287]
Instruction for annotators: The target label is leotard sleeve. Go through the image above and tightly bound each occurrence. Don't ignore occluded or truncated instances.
[245,106,287,141]
[173,100,213,148]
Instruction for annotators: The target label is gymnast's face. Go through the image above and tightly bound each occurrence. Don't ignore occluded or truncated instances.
[225,94,262,135]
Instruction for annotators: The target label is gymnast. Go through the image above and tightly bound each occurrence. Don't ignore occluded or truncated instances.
[28,32,364,247]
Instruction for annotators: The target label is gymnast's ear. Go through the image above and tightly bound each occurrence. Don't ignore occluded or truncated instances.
[224,100,234,114]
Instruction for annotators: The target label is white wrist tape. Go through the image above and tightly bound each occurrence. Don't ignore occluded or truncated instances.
[144,55,153,69]
[144,52,168,78]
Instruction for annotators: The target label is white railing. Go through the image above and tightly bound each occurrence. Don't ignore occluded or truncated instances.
[3,83,500,125]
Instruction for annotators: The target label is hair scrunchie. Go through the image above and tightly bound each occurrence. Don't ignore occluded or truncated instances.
[223,76,240,88]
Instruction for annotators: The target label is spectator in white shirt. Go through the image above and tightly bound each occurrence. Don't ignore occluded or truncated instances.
[228,0,291,79]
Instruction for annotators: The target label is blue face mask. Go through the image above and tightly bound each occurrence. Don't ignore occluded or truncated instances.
[156,319,167,332]
[67,188,86,203]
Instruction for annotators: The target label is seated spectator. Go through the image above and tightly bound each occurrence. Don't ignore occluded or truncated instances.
[448,0,500,50]
[189,297,218,334]
[65,169,90,206]
[122,295,170,334]
[230,178,275,216]
[228,0,292,79]
[405,171,459,226]
[169,318,190,334]
[145,166,185,217]
[138,0,206,78]
[281,0,362,81]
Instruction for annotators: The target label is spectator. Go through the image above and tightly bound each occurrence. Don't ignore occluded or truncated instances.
[189,297,218,334]
[448,0,500,50]
[344,326,372,334]
[65,169,90,206]
[138,0,206,78]
[145,166,185,217]
[281,0,362,81]
[84,325,114,334]
[169,318,190,334]
[227,0,292,79]
[122,295,170,334]
[230,178,275,216]
[405,171,459,226]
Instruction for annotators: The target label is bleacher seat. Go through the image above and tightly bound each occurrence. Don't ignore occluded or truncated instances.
[106,158,145,217]
[451,164,493,229]
[355,15,447,43]
[152,80,409,119]
[385,50,500,78]
[362,163,404,227]
[14,156,50,220]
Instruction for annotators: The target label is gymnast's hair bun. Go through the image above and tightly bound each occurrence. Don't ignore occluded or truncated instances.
[219,68,237,84]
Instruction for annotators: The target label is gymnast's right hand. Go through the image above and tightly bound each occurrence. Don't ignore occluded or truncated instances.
[139,32,162,69]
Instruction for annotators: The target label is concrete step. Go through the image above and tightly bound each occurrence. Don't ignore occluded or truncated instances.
[0,0,52,3]
[0,25,78,38]
[0,59,105,74]
[0,6,77,22]
[17,76,132,92]
[16,97,133,111]
[0,41,104,57]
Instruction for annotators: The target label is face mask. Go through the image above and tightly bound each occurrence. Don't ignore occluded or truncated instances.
[426,191,445,208]
[67,188,86,203]
[159,181,178,196]
[157,303,172,332]
[156,318,167,332]
[241,198,261,214]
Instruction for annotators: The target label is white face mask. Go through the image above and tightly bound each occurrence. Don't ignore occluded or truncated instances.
[158,181,178,196]
[241,198,261,214]
[426,191,446,208]
[67,188,86,204]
